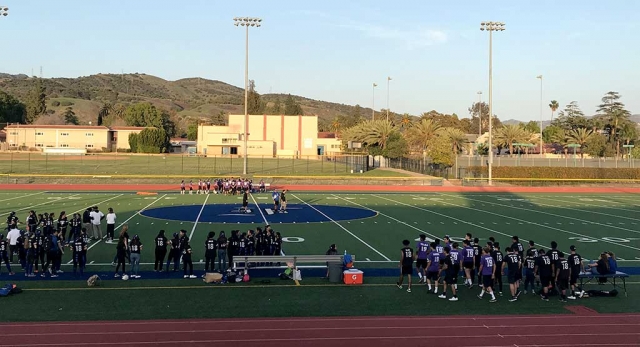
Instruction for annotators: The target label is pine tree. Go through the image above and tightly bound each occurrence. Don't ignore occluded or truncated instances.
[25,78,47,123]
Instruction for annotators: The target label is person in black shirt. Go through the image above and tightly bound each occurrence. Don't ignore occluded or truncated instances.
[472,237,482,286]
[154,230,168,272]
[166,232,180,272]
[183,241,195,278]
[82,208,92,237]
[523,249,537,295]
[34,230,45,273]
[71,235,87,276]
[546,241,561,294]
[396,239,414,293]
[491,243,504,296]
[27,211,37,234]
[567,245,584,299]
[511,236,524,260]
[535,248,553,301]
[503,247,521,302]
[280,190,288,213]
[0,233,14,275]
[528,240,539,258]
[439,247,458,301]
[245,230,255,256]
[114,226,129,278]
[217,232,228,271]
[204,231,217,272]
[241,190,249,213]
[555,252,571,302]
[228,230,239,267]
[238,232,247,256]
[57,212,68,245]
[69,213,82,244]
[24,232,35,277]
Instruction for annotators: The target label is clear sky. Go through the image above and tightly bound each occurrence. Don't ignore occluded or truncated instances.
[1,0,638,121]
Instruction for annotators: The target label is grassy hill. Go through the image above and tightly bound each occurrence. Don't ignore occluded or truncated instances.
[0,73,371,132]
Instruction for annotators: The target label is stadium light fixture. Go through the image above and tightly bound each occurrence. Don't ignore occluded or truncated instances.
[480,21,506,186]
[0,6,9,16]
[234,16,262,175]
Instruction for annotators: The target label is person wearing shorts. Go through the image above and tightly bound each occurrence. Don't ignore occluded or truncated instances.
[477,247,497,303]
[396,239,414,293]
[425,242,442,294]
[439,247,458,301]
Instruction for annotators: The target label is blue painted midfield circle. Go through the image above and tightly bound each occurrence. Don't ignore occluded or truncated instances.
[141,203,377,224]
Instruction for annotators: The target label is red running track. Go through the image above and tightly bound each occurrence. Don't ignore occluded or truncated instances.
[1,314,639,347]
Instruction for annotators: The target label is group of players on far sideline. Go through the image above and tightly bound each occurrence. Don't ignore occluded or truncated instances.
[398,233,587,303]
[180,178,267,195]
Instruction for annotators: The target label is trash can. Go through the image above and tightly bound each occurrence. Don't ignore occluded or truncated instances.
[328,262,343,283]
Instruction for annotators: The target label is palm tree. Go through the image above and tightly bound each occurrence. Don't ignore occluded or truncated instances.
[359,119,396,149]
[552,129,570,156]
[443,127,466,154]
[494,124,527,156]
[400,114,413,130]
[406,118,442,152]
[98,103,112,125]
[567,128,594,158]
[549,100,559,121]
[113,104,126,119]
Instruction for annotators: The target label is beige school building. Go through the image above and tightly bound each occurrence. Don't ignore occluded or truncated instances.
[3,124,147,151]
[197,114,342,157]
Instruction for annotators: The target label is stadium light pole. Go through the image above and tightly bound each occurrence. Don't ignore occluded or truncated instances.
[372,83,377,120]
[386,77,392,121]
[480,21,505,186]
[477,91,483,138]
[537,75,543,156]
[234,17,262,175]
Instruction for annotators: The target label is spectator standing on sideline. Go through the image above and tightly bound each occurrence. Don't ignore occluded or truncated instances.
[217,232,228,272]
[82,208,92,239]
[114,226,129,278]
[130,235,142,279]
[0,233,14,275]
[90,207,104,241]
[106,208,116,244]
[7,226,21,264]
[154,230,168,272]
[204,232,217,273]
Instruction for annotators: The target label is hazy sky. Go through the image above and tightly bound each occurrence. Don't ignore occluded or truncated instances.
[1,0,638,121]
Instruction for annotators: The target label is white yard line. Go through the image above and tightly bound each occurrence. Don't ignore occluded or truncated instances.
[0,191,44,203]
[331,194,437,242]
[250,193,269,225]
[84,194,167,253]
[529,196,640,223]
[292,193,391,261]
[425,194,640,253]
[189,194,210,240]
[437,193,640,239]
[0,194,82,217]
[69,194,125,216]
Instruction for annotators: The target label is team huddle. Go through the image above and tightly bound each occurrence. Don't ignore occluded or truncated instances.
[180,178,266,195]
[397,234,585,302]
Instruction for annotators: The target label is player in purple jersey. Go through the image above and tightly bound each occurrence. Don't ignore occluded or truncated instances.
[415,234,430,283]
[434,239,444,254]
[450,242,463,291]
[425,242,442,293]
[462,240,475,287]
[477,247,497,303]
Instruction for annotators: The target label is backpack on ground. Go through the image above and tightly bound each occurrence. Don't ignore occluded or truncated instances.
[87,275,101,287]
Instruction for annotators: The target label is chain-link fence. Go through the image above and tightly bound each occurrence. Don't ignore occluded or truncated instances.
[0,152,370,176]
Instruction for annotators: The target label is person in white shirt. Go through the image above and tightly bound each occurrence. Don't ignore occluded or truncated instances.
[106,208,117,244]
[89,207,105,241]
[7,227,21,263]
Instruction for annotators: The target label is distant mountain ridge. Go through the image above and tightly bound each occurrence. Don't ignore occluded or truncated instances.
[0,73,373,129]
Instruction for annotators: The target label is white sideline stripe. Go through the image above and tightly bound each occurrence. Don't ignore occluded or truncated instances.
[292,193,391,261]
[250,193,269,225]
[331,194,437,242]
[433,194,640,252]
[0,191,44,203]
[373,195,532,245]
[189,194,210,240]
[530,196,640,223]
[84,194,167,254]
[0,194,82,217]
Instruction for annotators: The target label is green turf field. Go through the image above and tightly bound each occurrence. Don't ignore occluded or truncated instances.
[1,190,639,271]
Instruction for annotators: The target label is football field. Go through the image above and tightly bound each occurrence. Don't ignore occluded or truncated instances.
[2,190,639,270]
